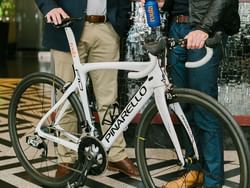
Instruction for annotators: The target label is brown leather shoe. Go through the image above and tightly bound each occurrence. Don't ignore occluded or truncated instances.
[162,170,204,188]
[108,157,140,177]
[55,163,73,177]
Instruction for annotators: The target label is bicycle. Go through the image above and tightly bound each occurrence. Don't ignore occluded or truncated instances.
[8,18,250,188]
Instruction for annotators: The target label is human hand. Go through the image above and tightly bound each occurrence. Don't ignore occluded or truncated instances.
[45,8,69,25]
[185,30,209,49]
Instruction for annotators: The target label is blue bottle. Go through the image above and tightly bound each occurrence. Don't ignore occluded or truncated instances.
[145,0,161,27]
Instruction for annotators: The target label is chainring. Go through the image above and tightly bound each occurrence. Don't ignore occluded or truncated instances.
[78,136,107,176]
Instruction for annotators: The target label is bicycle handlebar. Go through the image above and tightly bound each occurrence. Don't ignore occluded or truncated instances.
[143,31,223,69]
[185,31,223,68]
[132,43,213,78]
[185,46,213,68]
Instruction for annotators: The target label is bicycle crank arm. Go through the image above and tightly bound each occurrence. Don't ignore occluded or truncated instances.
[67,159,94,188]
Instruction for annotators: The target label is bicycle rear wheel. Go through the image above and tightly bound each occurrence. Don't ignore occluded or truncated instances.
[8,72,85,187]
[136,88,250,188]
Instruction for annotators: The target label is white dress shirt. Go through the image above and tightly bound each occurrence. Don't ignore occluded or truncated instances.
[86,0,107,15]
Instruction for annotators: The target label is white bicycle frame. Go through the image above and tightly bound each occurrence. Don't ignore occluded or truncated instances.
[35,27,213,166]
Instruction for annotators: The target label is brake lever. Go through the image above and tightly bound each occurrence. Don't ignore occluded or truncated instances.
[167,38,187,49]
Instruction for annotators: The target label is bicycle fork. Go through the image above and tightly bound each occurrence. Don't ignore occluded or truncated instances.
[154,86,199,166]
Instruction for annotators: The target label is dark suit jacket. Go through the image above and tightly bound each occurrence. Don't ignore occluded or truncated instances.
[35,0,131,51]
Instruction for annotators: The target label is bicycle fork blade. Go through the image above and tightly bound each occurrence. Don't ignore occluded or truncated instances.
[67,160,93,188]
[169,102,199,160]
[154,87,185,166]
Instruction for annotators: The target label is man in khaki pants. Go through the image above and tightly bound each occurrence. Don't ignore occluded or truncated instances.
[35,0,139,177]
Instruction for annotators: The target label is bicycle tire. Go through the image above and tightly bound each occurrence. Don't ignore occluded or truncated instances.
[8,72,85,187]
[136,88,250,188]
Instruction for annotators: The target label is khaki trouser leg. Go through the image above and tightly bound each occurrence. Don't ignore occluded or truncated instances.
[51,22,127,163]
[79,22,127,162]
[51,49,77,163]
[89,69,127,162]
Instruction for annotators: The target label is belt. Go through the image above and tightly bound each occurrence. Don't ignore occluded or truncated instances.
[85,15,107,23]
[172,15,189,23]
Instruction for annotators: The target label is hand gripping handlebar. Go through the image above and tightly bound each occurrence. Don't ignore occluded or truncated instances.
[185,32,223,68]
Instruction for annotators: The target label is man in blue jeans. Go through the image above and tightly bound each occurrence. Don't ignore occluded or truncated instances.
[141,0,240,187]
[166,21,224,188]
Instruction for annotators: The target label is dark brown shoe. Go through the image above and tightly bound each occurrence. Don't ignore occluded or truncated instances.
[108,157,140,177]
[55,163,73,177]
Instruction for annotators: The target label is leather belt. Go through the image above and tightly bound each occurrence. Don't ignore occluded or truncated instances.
[172,15,189,23]
[85,15,107,23]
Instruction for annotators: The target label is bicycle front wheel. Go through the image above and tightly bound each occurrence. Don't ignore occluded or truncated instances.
[8,72,85,187]
[136,88,250,188]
